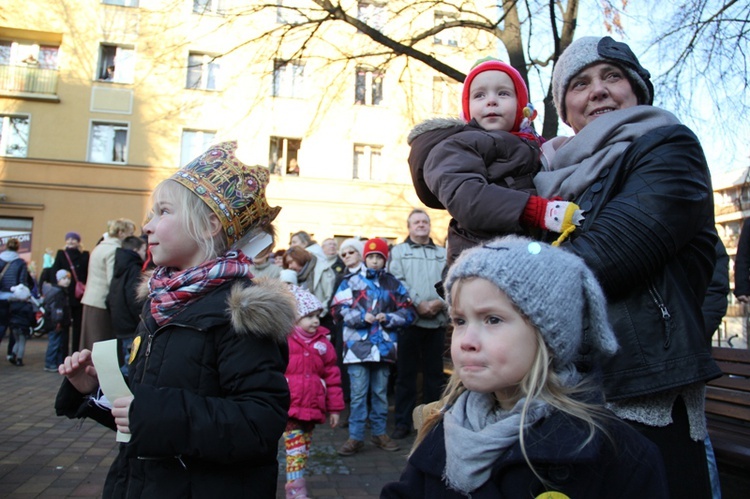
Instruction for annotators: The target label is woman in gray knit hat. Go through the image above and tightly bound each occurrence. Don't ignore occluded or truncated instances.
[534,36,720,498]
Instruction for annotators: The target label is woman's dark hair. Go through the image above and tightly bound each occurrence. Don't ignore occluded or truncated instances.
[122,235,146,252]
[5,238,19,251]
[283,246,312,269]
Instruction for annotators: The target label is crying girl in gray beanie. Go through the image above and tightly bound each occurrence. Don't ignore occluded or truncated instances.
[444,235,618,388]
[381,235,669,498]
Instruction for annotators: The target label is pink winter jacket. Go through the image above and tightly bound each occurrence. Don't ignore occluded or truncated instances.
[285,325,345,424]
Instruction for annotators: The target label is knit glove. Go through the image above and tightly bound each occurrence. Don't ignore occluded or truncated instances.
[522,196,585,233]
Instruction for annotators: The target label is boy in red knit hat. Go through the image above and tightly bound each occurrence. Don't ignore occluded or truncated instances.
[408,57,583,265]
[330,238,415,456]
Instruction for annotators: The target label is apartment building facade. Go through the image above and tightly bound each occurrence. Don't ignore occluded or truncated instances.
[1,0,500,263]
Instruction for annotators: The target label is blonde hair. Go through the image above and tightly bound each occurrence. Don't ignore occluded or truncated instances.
[107,218,136,238]
[150,180,228,262]
[414,277,614,484]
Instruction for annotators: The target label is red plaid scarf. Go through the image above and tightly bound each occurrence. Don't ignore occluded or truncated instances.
[148,250,253,327]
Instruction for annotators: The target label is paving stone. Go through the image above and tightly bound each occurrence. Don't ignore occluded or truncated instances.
[0,337,417,498]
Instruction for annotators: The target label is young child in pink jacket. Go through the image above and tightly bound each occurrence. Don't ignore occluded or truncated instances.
[284,285,345,499]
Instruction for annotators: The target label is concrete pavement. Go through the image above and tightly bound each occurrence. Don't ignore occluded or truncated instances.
[0,337,413,498]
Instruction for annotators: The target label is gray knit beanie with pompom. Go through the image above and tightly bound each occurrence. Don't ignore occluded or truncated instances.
[444,235,618,385]
[553,36,654,124]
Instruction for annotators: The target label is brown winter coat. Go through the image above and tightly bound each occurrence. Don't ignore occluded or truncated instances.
[408,118,540,264]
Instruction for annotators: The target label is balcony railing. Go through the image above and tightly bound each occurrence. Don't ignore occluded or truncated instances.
[0,64,59,96]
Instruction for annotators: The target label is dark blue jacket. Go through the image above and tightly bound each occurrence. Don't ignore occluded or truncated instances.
[0,254,33,328]
[381,411,668,499]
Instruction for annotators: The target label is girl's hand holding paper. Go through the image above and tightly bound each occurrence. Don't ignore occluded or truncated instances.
[112,396,134,434]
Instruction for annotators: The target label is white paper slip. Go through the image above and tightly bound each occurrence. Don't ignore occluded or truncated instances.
[92,339,133,443]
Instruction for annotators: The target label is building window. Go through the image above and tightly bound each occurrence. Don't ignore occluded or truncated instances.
[432,76,460,116]
[353,144,382,180]
[89,122,129,164]
[357,1,386,30]
[276,0,305,24]
[272,59,304,99]
[193,0,230,15]
[434,12,459,47]
[97,44,135,83]
[102,0,139,6]
[180,130,216,167]
[0,114,30,158]
[186,52,220,90]
[0,41,60,94]
[355,67,383,106]
[269,136,301,175]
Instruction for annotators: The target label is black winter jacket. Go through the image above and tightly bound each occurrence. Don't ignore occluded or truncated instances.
[734,218,750,297]
[563,124,722,400]
[52,248,89,308]
[702,240,729,342]
[381,411,668,498]
[56,277,296,498]
[43,285,71,331]
[106,248,145,339]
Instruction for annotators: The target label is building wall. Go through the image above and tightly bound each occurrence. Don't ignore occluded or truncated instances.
[0,0,499,262]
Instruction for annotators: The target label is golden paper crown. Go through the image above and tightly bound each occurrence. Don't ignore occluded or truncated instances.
[170,141,281,247]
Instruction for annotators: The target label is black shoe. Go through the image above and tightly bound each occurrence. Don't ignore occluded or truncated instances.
[15,359,23,367]
[7,355,16,365]
[390,425,411,440]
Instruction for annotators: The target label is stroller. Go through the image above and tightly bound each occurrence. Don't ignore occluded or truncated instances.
[31,295,46,338]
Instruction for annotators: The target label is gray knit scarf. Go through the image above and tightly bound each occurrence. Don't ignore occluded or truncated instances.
[443,391,550,496]
[534,106,681,200]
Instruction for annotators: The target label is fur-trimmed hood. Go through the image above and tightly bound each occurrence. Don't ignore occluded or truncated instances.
[137,274,296,344]
[227,277,296,343]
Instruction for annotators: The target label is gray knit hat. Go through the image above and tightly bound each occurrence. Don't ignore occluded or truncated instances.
[553,36,654,124]
[445,236,617,382]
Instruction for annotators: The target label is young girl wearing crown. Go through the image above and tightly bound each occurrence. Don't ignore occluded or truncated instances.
[55,141,295,498]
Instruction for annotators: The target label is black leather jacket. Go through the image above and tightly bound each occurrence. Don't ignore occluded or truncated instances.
[564,124,722,400]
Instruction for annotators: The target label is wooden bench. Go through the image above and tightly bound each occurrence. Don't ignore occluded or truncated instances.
[705,347,750,472]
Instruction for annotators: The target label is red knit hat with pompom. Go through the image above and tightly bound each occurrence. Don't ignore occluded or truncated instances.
[461,57,529,132]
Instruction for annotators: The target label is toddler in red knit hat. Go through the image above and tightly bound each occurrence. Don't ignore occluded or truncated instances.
[408,57,583,265]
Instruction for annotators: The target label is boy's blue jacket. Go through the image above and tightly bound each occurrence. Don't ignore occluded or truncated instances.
[381,411,669,498]
[331,268,415,364]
